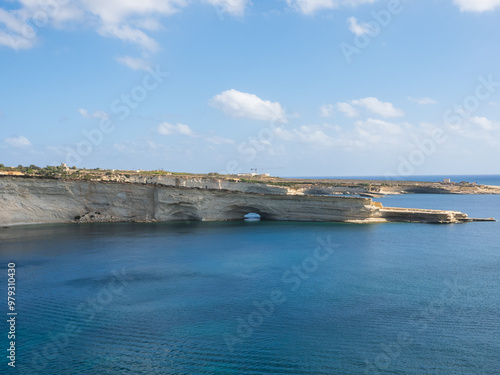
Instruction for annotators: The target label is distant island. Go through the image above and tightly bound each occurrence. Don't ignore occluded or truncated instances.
[0,163,497,226]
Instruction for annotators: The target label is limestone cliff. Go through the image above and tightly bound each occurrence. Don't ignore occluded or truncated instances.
[106,174,500,196]
[0,177,494,226]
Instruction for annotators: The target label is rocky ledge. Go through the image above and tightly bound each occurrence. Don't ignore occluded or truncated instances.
[0,177,495,226]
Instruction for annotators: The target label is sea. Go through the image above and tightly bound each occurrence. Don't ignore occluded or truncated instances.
[0,175,499,374]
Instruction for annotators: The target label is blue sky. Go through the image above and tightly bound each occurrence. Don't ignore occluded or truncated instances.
[1,0,500,177]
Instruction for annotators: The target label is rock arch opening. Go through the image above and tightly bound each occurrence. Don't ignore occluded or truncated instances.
[225,205,272,221]
[244,213,261,221]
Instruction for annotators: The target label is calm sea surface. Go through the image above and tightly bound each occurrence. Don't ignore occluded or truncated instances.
[1,175,499,374]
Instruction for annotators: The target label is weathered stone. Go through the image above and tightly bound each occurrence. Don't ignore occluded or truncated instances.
[0,178,494,226]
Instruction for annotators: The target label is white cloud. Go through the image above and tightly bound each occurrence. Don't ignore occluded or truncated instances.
[350,118,404,146]
[131,18,162,31]
[330,98,402,119]
[453,0,500,12]
[211,89,288,123]
[4,136,31,148]
[351,97,404,118]
[0,8,31,36]
[82,1,188,53]
[205,135,235,145]
[17,0,84,25]
[273,116,409,151]
[286,0,336,15]
[0,31,34,50]
[320,104,335,118]
[0,0,249,67]
[444,116,500,148]
[0,1,85,50]
[204,0,250,16]
[470,116,497,131]
[408,96,437,105]
[115,56,151,71]
[294,125,335,146]
[337,102,359,118]
[274,125,336,147]
[97,23,159,52]
[157,122,235,145]
[268,114,500,160]
[81,0,187,24]
[0,8,36,50]
[347,16,371,36]
[273,127,295,141]
[356,118,402,134]
[78,108,109,120]
[0,1,183,53]
[321,102,359,118]
[158,122,196,136]
[286,0,377,15]
[0,0,250,55]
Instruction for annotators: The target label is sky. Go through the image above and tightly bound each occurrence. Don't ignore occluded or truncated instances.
[1,0,500,177]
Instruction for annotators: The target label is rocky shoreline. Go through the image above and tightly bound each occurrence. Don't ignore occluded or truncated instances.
[0,177,495,226]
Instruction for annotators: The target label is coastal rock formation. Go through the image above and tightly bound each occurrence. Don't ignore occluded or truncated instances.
[0,177,494,226]
[112,174,500,196]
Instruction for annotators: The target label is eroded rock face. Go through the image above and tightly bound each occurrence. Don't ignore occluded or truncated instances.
[62,174,500,196]
[0,177,490,226]
[110,175,291,195]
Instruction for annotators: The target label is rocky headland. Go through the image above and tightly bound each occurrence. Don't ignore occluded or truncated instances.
[0,176,496,226]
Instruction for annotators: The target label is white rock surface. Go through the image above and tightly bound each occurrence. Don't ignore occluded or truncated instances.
[0,177,483,226]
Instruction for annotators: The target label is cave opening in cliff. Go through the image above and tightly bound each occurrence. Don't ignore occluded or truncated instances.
[244,213,261,221]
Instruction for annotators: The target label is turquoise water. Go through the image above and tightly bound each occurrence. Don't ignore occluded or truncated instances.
[1,179,499,374]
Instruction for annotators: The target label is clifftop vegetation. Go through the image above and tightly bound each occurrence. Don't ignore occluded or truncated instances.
[0,163,194,180]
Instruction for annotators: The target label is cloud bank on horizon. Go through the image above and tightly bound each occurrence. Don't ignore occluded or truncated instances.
[1,0,500,176]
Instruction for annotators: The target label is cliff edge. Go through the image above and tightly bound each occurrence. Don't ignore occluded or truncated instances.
[0,177,494,226]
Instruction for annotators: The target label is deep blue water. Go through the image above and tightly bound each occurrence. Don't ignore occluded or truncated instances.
[1,180,499,374]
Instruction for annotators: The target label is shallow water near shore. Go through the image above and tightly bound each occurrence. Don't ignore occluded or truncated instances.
[1,190,499,374]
